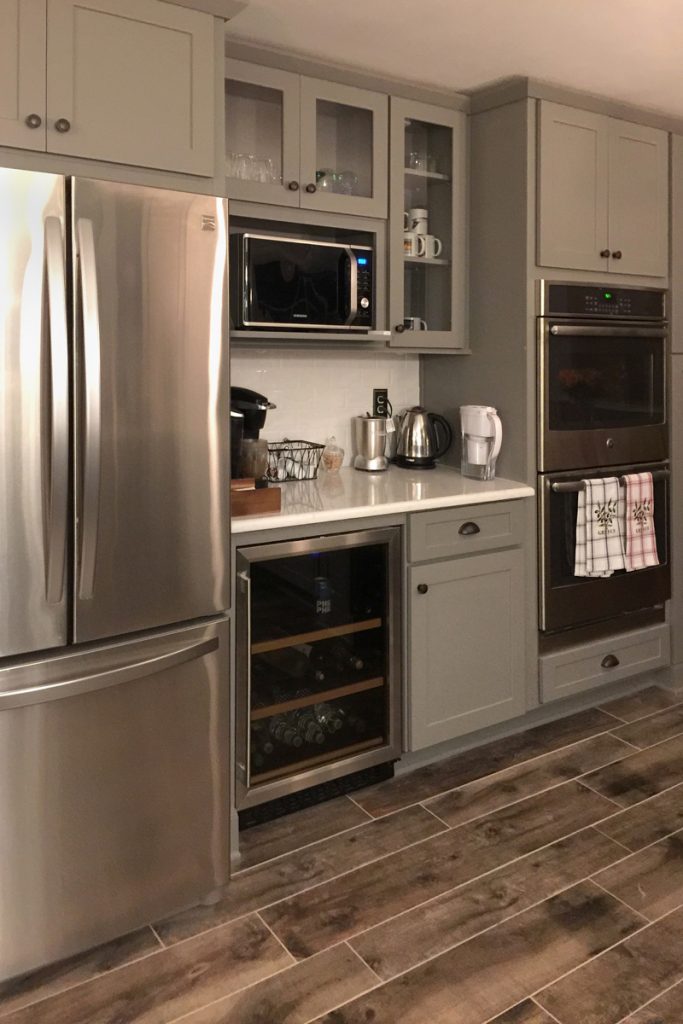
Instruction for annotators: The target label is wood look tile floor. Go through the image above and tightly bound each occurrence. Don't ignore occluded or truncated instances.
[4,686,683,1024]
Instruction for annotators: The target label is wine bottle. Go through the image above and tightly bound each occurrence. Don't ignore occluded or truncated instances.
[337,708,369,737]
[269,714,304,747]
[251,720,275,755]
[258,646,325,686]
[314,702,344,733]
[293,708,326,745]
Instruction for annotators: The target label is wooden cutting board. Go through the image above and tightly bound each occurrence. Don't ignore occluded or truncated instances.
[231,478,281,517]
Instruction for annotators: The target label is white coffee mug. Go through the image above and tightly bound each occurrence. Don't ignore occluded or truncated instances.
[403,317,428,331]
[408,207,428,234]
[404,231,426,257]
[421,234,443,258]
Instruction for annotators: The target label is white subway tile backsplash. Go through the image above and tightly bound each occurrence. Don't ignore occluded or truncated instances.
[231,348,420,465]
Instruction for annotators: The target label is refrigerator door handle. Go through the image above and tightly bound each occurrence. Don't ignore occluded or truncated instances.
[0,636,218,711]
[76,218,102,601]
[43,216,69,605]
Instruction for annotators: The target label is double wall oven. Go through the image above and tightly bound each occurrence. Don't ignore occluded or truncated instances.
[538,283,670,639]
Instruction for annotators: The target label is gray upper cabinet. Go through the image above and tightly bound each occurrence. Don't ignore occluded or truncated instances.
[0,0,216,175]
[408,501,526,751]
[389,97,467,350]
[538,100,668,278]
[225,59,388,217]
[0,0,46,151]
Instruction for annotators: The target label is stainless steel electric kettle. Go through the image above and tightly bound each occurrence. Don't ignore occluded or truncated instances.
[395,407,453,469]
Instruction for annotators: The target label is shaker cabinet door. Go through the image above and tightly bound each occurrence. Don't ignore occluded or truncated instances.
[409,549,526,750]
[0,0,46,151]
[537,101,609,273]
[46,0,215,175]
[608,119,668,278]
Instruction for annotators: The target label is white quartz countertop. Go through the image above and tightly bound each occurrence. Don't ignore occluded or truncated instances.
[232,465,534,534]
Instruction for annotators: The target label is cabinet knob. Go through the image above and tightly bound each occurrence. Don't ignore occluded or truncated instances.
[458,521,481,536]
[600,248,611,258]
[54,118,71,133]
[417,583,429,594]
[395,323,406,333]
[25,113,42,129]
[611,250,622,260]
[287,180,299,191]
[305,183,317,193]
[601,654,620,669]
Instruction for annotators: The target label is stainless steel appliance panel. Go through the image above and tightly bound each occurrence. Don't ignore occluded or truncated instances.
[71,180,230,642]
[0,170,69,657]
[539,463,670,633]
[0,617,230,981]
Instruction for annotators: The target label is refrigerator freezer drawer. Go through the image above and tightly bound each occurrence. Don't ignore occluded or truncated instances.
[0,618,230,982]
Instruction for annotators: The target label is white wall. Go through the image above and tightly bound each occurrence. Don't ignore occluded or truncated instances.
[231,348,421,464]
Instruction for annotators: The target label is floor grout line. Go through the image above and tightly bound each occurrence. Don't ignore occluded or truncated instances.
[418,802,452,829]
[589,877,652,925]
[531,997,564,1024]
[343,940,384,983]
[599,707,630,723]
[575,777,626,808]
[255,911,297,967]
[345,793,375,821]
[149,924,166,949]
[592,824,634,854]
[610,975,683,1024]
[608,733,642,750]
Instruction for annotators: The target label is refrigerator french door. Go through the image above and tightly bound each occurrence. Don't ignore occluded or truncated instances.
[0,170,231,980]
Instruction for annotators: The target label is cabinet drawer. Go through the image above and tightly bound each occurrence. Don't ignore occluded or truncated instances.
[409,500,525,562]
[540,624,670,703]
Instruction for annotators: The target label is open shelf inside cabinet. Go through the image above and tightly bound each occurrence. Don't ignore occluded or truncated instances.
[404,256,451,266]
[251,737,384,784]
[405,168,451,182]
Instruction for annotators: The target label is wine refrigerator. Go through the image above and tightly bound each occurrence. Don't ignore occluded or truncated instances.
[235,528,402,809]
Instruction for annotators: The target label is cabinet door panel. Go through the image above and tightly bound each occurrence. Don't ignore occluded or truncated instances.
[0,0,46,150]
[225,59,301,207]
[299,77,388,217]
[46,0,215,175]
[608,120,668,278]
[409,549,525,750]
[537,101,609,272]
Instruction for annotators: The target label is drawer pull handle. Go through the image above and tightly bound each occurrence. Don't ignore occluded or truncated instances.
[458,521,481,536]
[417,583,429,594]
[601,654,620,669]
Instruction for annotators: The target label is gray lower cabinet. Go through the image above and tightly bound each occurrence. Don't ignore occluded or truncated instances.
[539,623,670,703]
[408,541,526,751]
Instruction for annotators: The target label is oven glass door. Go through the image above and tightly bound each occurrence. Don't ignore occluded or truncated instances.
[540,320,667,470]
[540,463,670,633]
[243,235,352,328]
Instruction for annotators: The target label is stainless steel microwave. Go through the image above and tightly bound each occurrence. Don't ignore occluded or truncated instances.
[233,233,375,331]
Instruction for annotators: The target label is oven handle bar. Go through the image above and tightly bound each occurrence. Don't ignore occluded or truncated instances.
[549,325,666,338]
[551,469,670,493]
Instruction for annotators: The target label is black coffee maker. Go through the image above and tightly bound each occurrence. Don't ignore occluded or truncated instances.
[230,386,276,478]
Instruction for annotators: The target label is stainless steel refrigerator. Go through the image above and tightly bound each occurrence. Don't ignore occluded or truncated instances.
[0,170,231,981]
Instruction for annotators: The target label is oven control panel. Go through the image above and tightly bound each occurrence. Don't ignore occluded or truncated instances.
[543,283,666,320]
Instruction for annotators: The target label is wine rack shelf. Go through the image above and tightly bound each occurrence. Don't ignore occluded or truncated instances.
[251,677,385,721]
[251,617,383,655]
[251,736,384,784]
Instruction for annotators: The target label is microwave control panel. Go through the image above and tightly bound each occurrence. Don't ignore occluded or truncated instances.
[353,250,373,326]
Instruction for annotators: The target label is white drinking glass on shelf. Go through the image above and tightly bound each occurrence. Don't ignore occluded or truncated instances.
[404,232,426,257]
[407,150,426,170]
[264,158,279,183]
[421,234,443,258]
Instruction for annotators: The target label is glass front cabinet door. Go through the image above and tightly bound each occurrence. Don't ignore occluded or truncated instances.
[225,60,388,217]
[389,98,467,350]
[225,59,301,206]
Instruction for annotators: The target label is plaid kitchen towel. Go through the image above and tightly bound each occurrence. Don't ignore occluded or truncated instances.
[575,477,625,577]
[622,472,659,570]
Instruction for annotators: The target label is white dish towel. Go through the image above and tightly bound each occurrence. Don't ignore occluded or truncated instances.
[574,477,625,577]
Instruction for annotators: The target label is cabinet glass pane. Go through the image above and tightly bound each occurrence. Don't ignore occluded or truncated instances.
[247,544,390,784]
[403,118,453,334]
[315,100,373,198]
[225,78,284,184]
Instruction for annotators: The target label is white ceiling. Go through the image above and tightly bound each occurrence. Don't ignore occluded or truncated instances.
[225,0,683,118]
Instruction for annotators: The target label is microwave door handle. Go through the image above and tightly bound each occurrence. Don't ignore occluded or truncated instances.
[550,325,666,339]
[344,247,358,325]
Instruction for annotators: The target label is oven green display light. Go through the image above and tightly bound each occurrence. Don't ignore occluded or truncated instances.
[603,291,613,299]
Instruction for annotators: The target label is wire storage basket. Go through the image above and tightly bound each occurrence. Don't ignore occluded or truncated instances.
[267,439,325,481]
